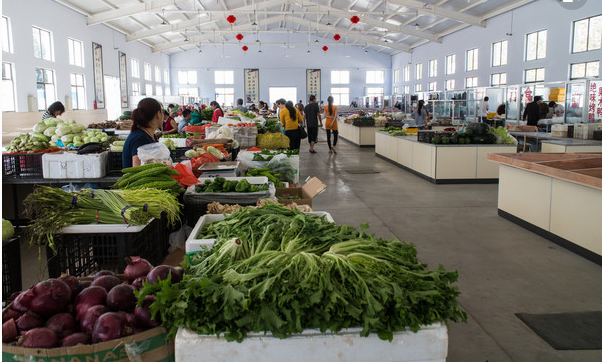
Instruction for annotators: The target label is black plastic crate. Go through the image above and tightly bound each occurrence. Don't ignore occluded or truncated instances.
[3,236,22,301]
[2,153,44,178]
[46,218,167,278]
[593,130,602,140]
[170,147,192,163]
[108,151,123,171]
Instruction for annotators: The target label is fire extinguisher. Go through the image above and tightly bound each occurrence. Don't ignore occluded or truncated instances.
[94,100,98,109]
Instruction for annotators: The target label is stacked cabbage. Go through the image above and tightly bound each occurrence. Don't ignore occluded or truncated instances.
[35,118,108,148]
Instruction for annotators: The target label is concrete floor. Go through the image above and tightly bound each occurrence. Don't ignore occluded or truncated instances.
[15,129,602,361]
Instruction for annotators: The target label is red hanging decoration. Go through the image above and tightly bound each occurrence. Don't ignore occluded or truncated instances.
[322,46,328,52]
[242,46,248,51]
[350,16,360,24]
[333,34,341,41]
[227,15,236,26]
[236,34,244,42]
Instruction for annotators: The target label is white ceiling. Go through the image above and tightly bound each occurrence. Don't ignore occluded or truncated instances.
[53,0,536,55]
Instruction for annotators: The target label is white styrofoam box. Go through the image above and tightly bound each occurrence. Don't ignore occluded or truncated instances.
[61,219,152,234]
[176,323,447,362]
[186,211,335,253]
[159,137,187,148]
[573,123,601,139]
[42,151,108,179]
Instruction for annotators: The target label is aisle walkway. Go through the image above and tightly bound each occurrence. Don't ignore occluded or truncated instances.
[305,130,602,362]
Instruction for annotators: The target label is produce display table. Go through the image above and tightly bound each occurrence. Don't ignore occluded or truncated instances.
[540,138,602,153]
[488,153,602,265]
[509,131,555,152]
[175,323,448,362]
[375,131,516,184]
[336,121,379,147]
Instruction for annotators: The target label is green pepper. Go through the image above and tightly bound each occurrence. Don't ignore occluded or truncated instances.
[235,179,251,192]
[222,180,238,192]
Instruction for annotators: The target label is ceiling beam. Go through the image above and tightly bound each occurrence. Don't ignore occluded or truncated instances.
[87,0,190,26]
[387,0,485,27]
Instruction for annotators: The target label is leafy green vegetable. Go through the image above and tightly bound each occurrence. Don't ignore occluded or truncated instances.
[2,218,15,241]
[194,178,269,194]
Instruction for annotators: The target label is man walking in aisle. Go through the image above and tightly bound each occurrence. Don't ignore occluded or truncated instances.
[304,95,322,153]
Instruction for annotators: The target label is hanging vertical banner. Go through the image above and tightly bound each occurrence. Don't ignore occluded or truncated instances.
[92,42,105,109]
[118,51,128,108]
[307,69,321,103]
[244,69,259,105]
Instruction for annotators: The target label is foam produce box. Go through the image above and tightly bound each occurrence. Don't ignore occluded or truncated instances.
[42,151,108,179]
[275,177,327,207]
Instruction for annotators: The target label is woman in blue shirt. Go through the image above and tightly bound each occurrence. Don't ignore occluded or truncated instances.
[122,98,163,168]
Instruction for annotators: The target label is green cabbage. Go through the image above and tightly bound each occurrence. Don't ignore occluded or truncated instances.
[43,127,57,137]
[55,125,72,137]
[33,122,47,133]
[43,117,59,126]
[61,134,75,143]
[207,146,224,160]
[2,218,14,241]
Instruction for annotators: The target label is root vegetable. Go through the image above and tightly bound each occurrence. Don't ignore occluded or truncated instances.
[3,309,22,323]
[91,275,122,292]
[13,287,34,312]
[94,270,115,279]
[134,295,160,328]
[20,328,59,348]
[124,257,153,283]
[59,275,80,299]
[80,305,108,333]
[45,313,77,337]
[60,332,91,347]
[131,277,145,291]
[16,311,44,331]
[147,265,182,284]
[29,279,72,316]
[74,286,107,320]
[92,312,130,343]
[106,284,136,312]
[3,319,18,343]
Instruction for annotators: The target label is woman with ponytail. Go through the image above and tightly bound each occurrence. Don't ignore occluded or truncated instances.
[324,96,339,154]
[122,98,163,168]
[276,98,302,150]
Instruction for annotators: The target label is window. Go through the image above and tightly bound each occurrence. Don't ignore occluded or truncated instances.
[394,86,399,94]
[428,59,437,78]
[164,69,169,85]
[215,87,234,106]
[526,30,547,61]
[492,40,508,67]
[67,38,84,67]
[35,67,56,110]
[32,26,53,61]
[155,85,163,96]
[445,79,455,90]
[570,61,600,79]
[179,87,199,97]
[331,70,349,84]
[70,73,85,110]
[445,54,456,75]
[394,69,399,83]
[144,63,152,81]
[155,66,161,83]
[403,85,410,94]
[428,82,437,91]
[214,70,234,84]
[465,76,478,88]
[131,59,139,78]
[178,70,197,85]
[415,64,423,80]
[3,16,13,53]
[331,87,350,105]
[524,68,545,83]
[164,86,171,96]
[2,62,16,111]
[414,84,422,92]
[366,70,384,84]
[491,73,507,86]
[145,83,153,95]
[466,48,478,71]
[572,15,602,53]
[131,82,140,96]
[366,87,384,99]
[403,66,410,82]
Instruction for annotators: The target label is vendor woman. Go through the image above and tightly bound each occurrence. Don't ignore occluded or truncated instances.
[41,101,65,120]
[162,110,178,134]
[122,98,163,168]
[210,101,224,123]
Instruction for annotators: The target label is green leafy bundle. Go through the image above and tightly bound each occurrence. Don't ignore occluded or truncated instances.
[139,204,467,341]
[194,177,269,193]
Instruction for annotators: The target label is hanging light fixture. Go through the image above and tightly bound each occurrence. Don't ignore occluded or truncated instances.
[236,34,244,42]
[160,8,167,25]
[333,34,341,41]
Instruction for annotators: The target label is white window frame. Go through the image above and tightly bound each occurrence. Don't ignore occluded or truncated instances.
[428,59,437,78]
[214,70,234,85]
[572,15,602,53]
[403,85,410,94]
[164,69,169,85]
[491,73,507,87]
[131,59,140,78]
[145,83,153,96]
[366,70,384,84]
[67,38,84,67]
[466,48,478,71]
[445,54,456,75]
[331,87,350,106]
[144,62,152,81]
[70,73,86,110]
[2,62,16,111]
[178,70,197,85]
[570,61,600,80]
[465,76,478,89]
[165,86,171,96]
[36,67,56,110]
[492,40,508,67]
[445,79,455,91]
[393,86,399,94]
[524,68,545,83]
[155,84,163,96]
[131,82,140,96]
[331,70,350,84]
[32,26,53,61]
[525,30,547,61]
[178,87,199,97]
[414,84,422,92]
[3,16,13,53]
[415,63,423,80]
[393,69,399,83]
[428,82,437,92]
[403,66,410,82]
[366,87,384,99]
[155,66,161,83]
[215,87,234,106]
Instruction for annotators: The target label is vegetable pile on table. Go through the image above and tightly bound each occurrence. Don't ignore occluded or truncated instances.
[381,127,410,136]
[251,149,298,161]
[109,140,125,152]
[2,259,180,348]
[194,177,269,193]
[5,133,52,153]
[139,204,467,341]
[430,123,517,145]
[245,168,284,187]
[112,163,185,196]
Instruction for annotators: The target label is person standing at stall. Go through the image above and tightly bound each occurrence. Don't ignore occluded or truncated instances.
[304,95,322,153]
[122,98,162,168]
[411,100,429,129]
[233,98,248,113]
[41,101,65,120]
[324,96,339,154]
[523,96,543,126]
[277,98,302,150]
[210,101,224,123]
[178,109,192,133]
[479,96,489,122]
[162,110,178,135]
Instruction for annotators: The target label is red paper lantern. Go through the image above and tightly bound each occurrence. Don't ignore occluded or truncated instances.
[227,15,236,25]
[236,34,244,42]
[322,46,328,52]
[242,46,248,51]
[350,16,360,24]
[333,34,341,41]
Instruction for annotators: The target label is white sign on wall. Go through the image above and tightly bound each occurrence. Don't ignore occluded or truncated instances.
[92,42,105,109]
[307,69,321,103]
[244,69,259,105]
[118,51,128,108]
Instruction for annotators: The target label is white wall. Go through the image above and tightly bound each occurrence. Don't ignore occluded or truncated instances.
[169,32,392,106]
[391,0,602,92]
[2,0,170,113]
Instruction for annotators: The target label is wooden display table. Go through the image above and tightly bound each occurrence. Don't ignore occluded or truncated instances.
[488,153,602,265]
[375,131,516,184]
[336,121,379,147]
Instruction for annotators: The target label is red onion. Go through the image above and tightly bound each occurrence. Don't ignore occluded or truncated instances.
[147,265,182,284]
[59,275,80,299]
[92,312,130,343]
[74,286,107,320]
[77,280,92,293]
[106,284,136,312]
[45,313,77,337]
[20,327,59,348]
[12,287,35,312]
[3,319,18,343]
[124,257,153,283]
[94,270,115,279]
[80,305,108,333]
[131,277,145,291]
[16,311,44,331]
[91,275,122,292]
[60,332,91,347]
[119,312,136,333]
[29,279,72,316]
[134,295,160,328]
[3,308,22,323]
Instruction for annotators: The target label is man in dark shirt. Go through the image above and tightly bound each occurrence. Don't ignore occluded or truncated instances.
[523,96,543,126]
[303,95,322,153]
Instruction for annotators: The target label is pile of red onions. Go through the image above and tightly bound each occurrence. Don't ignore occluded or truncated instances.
[2,257,181,348]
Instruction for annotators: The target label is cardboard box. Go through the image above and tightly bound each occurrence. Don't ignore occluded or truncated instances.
[2,327,174,362]
[275,177,326,207]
